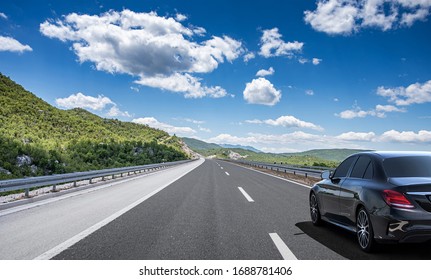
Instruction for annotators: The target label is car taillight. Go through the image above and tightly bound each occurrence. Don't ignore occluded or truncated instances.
[382,190,415,209]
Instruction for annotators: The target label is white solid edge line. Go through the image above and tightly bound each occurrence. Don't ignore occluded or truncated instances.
[227,162,311,189]
[269,233,298,260]
[34,158,204,260]
[238,187,254,202]
[225,172,230,176]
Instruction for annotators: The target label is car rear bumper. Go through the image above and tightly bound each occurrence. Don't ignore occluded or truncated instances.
[372,210,431,243]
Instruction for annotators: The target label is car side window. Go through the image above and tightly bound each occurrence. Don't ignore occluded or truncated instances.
[350,156,372,178]
[333,156,356,178]
[363,161,373,179]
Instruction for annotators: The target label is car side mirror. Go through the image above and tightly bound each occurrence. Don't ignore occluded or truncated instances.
[321,170,331,180]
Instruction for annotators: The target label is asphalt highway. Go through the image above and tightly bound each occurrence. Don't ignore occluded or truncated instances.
[1,159,431,260]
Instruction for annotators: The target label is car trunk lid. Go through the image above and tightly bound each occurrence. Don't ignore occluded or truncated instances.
[388,177,431,212]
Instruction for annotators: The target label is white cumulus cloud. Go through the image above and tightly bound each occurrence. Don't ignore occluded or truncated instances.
[40,9,243,98]
[304,0,359,35]
[337,108,374,119]
[377,80,431,106]
[336,81,431,119]
[401,8,430,26]
[56,92,131,118]
[256,67,275,77]
[178,118,205,124]
[336,130,431,143]
[106,106,132,118]
[312,58,322,65]
[336,131,376,141]
[0,36,32,53]
[243,52,256,62]
[379,129,431,143]
[375,104,406,112]
[298,58,309,64]
[298,57,322,65]
[337,103,406,119]
[243,77,281,106]
[175,13,187,22]
[137,73,227,98]
[132,117,196,136]
[259,28,303,58]
[305,0,431,35]
[56,92,115,110]
[246,115,323,131]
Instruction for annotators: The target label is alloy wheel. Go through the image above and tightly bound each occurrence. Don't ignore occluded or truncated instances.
[310,193,321,225]
[357,209,370,249]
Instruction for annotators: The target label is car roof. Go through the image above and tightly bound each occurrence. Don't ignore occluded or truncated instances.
[352,151,431,159]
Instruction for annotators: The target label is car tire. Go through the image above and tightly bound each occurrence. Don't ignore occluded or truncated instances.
[310,192,322,226]
[356,207,375,253]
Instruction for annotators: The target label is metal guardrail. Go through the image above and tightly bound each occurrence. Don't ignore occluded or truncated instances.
[0,159,194,197]
[224,159,334,179]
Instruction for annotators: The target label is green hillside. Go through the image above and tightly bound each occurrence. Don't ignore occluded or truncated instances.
[182,137,222,151]
[0,73,188,179]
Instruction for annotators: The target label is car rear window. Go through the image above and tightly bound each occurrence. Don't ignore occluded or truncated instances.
[383,156,431,178]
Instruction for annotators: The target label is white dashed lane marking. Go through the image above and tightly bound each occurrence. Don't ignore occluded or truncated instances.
[269,233,298,260]
[238,187,254,202]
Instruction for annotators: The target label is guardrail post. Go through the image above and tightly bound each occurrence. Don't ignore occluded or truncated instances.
[294,171,296,175]
[73,181,77,188]
[25,188,29,198]
[112,174,115,179]
[52,184,57,192]
[89,178,93,184]
[305,173,308,178]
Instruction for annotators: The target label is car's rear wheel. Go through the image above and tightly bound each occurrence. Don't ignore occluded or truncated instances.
[356,207,375,252]
[310,192,322,226]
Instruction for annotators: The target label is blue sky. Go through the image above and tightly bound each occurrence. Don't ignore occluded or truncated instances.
[1,0,431,152]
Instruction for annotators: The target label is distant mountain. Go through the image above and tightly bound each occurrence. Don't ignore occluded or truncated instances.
[219,144,262,153]
[181,138,261,153]
[0,73,188,179]
[283,149,370,162]
[181,138,368,167]
[181,137,222,151]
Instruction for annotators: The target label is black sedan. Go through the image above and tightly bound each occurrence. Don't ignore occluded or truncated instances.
[309,151,431,252]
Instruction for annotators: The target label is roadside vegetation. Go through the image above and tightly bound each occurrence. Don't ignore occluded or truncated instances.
[0,73,188,180]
